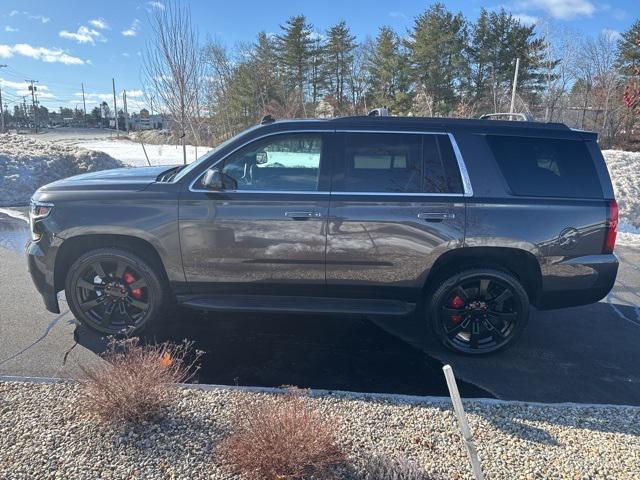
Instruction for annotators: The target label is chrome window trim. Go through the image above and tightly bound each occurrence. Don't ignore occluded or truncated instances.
[188,128,473,197]
[446,133,474,197]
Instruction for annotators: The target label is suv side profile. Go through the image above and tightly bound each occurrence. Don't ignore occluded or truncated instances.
[27,116,619,354]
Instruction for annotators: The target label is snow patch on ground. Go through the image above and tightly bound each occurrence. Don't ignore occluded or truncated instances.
[618,221,640,246]
[602,150,640,245]
[75,139,212,167]
[0,134,122,205]
[602,150,640,228]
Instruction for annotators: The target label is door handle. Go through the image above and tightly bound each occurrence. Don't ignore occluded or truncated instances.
[285,211,323,220]
[417,212,455,222]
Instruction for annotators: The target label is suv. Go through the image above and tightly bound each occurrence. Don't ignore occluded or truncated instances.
[27,116,618,354]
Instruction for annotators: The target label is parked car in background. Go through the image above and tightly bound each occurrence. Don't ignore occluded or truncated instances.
[27,114,618,354]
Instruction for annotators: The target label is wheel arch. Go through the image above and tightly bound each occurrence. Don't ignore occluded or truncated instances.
[423,247,542,304]
[54,234,170,293]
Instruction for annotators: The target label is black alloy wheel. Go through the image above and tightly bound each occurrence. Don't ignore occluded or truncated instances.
[429,269,529,355]
[65,248,166,335]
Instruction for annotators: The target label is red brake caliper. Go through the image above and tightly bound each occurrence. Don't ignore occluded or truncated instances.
[450,295,465,323]
[123,272,142,299]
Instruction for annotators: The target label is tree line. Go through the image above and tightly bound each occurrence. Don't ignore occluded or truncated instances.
[145,2,640,152]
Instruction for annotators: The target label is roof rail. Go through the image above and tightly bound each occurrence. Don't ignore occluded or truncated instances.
[480,112,534,122]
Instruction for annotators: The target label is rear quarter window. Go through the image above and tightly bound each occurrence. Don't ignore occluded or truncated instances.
[486,135,603,199]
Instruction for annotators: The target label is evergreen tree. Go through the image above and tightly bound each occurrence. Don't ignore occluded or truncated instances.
[407,3,467,115]
[276,15,314,115]
[470,8,548,113]
[366,26,412,114]
[617,20,640,77]
[325,21,356,109]
[309,34,328,105]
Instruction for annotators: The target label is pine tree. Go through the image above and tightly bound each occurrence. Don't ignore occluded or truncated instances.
[470,8,548,113]
[366,26,412,114]
[407,3,467,116]
[617,20,640,77]
[325,21,356,109]
[309,34,328,106]
[276,15,314,115]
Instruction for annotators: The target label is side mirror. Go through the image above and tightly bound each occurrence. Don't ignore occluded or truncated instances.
[201,168,237,190]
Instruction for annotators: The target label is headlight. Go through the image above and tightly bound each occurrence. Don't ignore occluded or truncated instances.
[29,200,54,241]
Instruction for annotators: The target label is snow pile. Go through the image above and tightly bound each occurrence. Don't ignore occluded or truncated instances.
[76,139,212,167]
[0,134,122,205]
[603,150,640,228]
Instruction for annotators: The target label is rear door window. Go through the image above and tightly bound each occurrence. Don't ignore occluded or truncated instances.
[486,135,602,198]
[337,133,462,194]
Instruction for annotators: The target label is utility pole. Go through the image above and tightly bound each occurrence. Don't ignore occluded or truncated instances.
[509,58,520,118]
[112,78,119,137]
[0,65,6,133]
[122,89,129,133]
[81,82,87,127]
[22,97,27,127]
[27,79,38,133]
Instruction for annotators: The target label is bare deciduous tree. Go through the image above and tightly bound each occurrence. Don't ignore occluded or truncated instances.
[144,0,201,163]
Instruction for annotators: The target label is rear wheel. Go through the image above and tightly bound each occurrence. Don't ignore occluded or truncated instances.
[428,268,529,355]
[65,248,167,335]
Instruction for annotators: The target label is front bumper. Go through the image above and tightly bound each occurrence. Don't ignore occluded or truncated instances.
[26,237,61,314]
[536,253,619,310]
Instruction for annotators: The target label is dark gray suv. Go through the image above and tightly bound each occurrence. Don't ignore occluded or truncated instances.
[26,116,619,354]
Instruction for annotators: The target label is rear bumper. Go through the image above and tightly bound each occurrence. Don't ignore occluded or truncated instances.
[26,238,61,314]
[535,253,618,310]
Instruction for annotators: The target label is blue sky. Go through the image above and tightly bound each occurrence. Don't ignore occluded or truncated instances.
[0,0,636,113]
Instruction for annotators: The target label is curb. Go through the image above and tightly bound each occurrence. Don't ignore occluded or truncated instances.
[1,374,639,410]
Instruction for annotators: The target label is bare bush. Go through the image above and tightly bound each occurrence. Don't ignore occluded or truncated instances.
[219,389,346,479]
[356,454,438,480]
[78,338,201,423]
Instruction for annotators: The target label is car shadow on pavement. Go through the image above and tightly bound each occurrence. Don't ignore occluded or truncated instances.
[73,307,491,399]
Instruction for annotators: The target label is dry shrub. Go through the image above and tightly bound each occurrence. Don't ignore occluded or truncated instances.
[78,337,201,423]
[219,389,346,479]
[357,454,437,480]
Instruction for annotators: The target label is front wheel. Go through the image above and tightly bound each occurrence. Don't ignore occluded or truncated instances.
[65,247,168,335]
[428,268,529,355]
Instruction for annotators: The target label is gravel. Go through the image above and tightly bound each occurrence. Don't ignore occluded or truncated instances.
[1,381,639,479]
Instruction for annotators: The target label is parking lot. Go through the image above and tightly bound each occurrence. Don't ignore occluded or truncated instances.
[1,209,639,405]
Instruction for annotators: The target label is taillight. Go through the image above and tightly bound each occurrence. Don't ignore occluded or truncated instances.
[603,200,618,254]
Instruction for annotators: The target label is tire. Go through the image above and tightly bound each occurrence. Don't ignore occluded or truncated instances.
[427,268,529,355]
[65,247,168,335]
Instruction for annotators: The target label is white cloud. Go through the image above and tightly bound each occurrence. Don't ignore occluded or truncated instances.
[122,52,130,57]
[4,26,18,32]
[29,14,50,24]
[8,10,24,17]
[0,78,54,98]
[513,13,539,25]
[147,1,165,10]
[89,18,109,30]
[516,0,595,19]
[0,44,85,65]
[602,28,622,41]
[59,25,106,44]
[122,19,141,37]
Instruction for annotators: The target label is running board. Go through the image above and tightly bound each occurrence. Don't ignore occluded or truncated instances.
[178,295,414,317]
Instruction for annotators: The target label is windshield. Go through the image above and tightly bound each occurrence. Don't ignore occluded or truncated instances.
[171,125,262,183]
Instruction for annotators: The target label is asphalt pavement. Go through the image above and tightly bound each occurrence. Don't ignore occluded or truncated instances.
[1,209,639,405]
